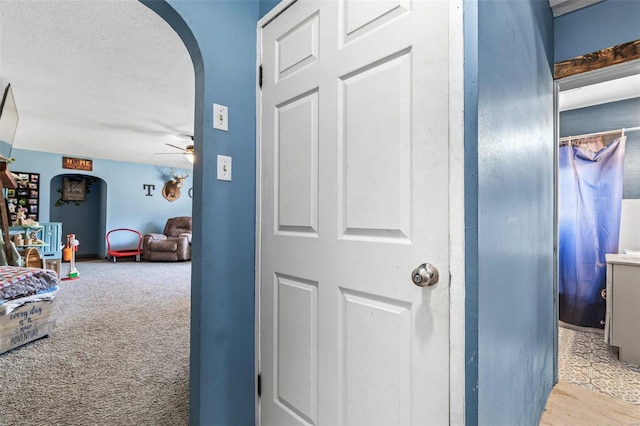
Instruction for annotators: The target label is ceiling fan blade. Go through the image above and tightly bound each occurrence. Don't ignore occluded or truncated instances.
[154,152,184,155]
[164,143,188,152]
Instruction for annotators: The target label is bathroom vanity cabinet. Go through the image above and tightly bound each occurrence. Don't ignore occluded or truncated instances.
[605,254,640,365]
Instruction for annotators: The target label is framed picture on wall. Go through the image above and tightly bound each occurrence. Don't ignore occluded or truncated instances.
[62,177,86,202]
[10,171,39,222]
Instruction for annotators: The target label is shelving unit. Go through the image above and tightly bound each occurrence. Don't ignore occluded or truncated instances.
[8,223,62,275]
[9,225,46,269]
[9,225,46,249]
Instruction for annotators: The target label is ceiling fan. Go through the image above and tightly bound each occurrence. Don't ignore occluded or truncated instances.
[155,136,195,164]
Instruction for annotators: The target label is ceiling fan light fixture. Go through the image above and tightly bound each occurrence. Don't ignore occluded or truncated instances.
[186,152,195,164]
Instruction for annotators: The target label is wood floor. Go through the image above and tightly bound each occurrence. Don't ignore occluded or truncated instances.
[540,381,640,425]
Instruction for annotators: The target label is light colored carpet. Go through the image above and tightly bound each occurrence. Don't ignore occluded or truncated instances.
[559,325,640,405]
[0,259,190,426]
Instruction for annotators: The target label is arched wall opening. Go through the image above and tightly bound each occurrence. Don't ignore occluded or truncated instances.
[49,173,107,259]
[141,2,259,424]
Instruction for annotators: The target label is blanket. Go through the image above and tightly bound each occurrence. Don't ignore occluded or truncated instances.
[0,266,58,301]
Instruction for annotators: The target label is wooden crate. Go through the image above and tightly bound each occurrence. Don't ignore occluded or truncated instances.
[44,258,62,279]
[0,297,57,355]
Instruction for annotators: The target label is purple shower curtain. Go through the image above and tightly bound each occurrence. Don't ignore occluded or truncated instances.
[558,136,626,328]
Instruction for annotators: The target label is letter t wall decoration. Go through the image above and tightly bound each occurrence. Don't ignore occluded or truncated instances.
[143,184,155,196]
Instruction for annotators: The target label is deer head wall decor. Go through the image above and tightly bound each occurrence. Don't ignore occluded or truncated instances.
[162,169,190,202]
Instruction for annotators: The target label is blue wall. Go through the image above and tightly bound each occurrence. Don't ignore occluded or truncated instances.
[143,1,259,425]
[8,147,192,257]
[466,1,555,424]
[258,0,279,19]
[149,0,559,424]
[560,98,640,199]
[49,174,102,256]
[555,0,640,61]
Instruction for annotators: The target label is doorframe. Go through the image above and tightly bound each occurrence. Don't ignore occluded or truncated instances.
[254,1,467,424]
[448,1,466,424]
[553,57,640,384]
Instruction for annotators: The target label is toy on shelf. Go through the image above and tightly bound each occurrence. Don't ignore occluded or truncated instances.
[14,205,26,225]
[12,206,38,227]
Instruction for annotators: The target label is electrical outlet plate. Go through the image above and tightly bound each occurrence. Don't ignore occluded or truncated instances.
[213,103,228,131]
[217,155,232,181]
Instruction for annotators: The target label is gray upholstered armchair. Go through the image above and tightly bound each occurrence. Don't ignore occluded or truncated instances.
[143,216,192,261]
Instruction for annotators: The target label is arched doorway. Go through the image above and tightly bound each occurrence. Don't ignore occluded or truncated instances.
[49,174,107,259]
[144,2,259,423]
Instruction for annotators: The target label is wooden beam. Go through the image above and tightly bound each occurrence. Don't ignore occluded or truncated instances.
[554,39,640,80]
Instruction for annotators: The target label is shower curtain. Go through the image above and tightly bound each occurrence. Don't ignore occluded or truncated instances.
[558,136,626,328]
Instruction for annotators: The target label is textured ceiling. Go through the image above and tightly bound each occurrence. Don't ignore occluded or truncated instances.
[0,0,635,168]
[559,73,640,112]
[0,0,195,168]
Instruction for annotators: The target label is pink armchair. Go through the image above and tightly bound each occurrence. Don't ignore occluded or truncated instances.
[142,216,192,261]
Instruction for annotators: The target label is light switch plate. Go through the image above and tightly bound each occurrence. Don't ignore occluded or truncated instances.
[213,103,228,131]
[217,155,232,181]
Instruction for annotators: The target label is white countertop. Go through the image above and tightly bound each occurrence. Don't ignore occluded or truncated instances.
[606,254,640,266]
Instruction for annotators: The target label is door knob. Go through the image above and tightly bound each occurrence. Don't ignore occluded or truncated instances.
[411,263,439,287]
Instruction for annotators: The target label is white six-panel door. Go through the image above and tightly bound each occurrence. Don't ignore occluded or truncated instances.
[259,1,451,424]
